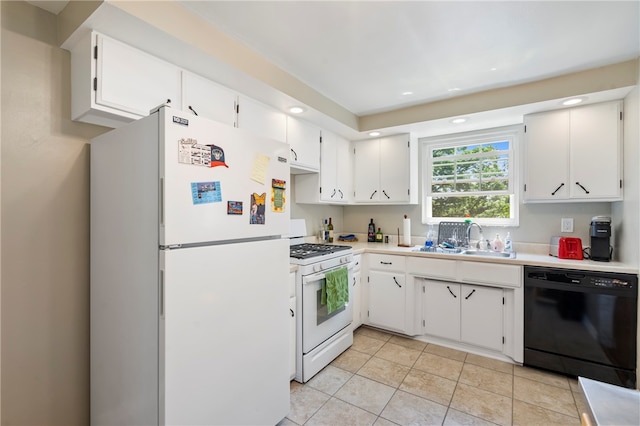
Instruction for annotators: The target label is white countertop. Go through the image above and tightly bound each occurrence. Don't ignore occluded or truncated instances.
[579,377,640,425]
[329,241,637,274]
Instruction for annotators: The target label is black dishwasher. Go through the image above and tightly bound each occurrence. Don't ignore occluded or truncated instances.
[524,266,637,388]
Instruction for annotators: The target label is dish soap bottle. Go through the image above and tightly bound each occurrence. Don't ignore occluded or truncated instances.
[375,227,383,243]
[492,234,504,252]
[368,219,376,242]
[425,224,435,248]
[504,232,512,253]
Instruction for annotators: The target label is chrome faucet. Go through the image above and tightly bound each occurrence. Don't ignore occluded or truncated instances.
[466,222,483,249]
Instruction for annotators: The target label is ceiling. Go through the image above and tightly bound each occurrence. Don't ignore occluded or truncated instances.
[30,1,640,138]
[178,1,640,117]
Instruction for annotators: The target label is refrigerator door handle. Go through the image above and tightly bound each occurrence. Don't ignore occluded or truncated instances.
[160,178,165,226]
[159,270,165,318]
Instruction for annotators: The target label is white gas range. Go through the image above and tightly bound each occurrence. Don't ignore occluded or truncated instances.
[289,221,354,383]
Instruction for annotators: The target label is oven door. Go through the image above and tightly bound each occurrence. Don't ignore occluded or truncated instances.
[302,264,354,353]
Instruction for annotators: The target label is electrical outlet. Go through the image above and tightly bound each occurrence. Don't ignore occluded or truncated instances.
[561,217,574,233]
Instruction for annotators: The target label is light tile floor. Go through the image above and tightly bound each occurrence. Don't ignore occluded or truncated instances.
[279,326,589,426]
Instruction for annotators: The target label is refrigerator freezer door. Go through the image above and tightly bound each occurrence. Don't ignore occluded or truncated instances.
[159,108,290,246]
[159,239,289,425]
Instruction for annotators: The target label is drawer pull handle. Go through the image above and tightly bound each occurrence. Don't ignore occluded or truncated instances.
[380,261,392,265]
[290,308,294,317]
[393,277,402,288]
[447,286,457,298]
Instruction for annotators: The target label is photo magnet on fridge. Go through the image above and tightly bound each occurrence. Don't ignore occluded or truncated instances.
[271,179,286,213]
[191,181,222,205]
[249,192,266,224]
[227,201,243,215]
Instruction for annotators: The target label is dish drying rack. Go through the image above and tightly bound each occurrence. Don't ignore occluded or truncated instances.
[437,221,469,247]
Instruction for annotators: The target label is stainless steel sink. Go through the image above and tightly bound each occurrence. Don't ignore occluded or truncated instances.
[412,246,516,259]
[460,249,516,259]
[412,246,463,254]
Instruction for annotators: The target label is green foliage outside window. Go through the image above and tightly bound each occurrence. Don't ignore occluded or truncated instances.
[430,141,511,219]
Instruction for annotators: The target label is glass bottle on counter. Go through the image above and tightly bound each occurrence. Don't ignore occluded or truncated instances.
[327,218,334,243]
[368,218,376,242]
[323,219,329,243]
[375,227,383,243]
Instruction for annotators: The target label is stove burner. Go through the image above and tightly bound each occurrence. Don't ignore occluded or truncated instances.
[290,243,351,259]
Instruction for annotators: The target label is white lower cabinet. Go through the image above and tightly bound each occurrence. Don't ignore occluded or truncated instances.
[421,280,504,351]
[366,254,407,333]
[288,271,296,380]
[351,255,362,330]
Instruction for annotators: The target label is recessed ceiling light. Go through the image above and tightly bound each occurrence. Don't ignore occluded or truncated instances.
[289,106,305,114]
[402,91,413,96]
[451,118,467,124]
[562,97,586,106]
[490,67,498,71]
[369,131,381,137]
[448,88,461,92]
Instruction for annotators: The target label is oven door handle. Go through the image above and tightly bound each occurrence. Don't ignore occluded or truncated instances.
[302,264,354,284]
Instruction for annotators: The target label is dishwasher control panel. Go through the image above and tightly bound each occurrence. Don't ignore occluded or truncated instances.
[590,277,633,288]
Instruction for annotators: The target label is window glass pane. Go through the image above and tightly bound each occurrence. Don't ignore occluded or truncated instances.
[422,126,519,225]
[431,195,511,219]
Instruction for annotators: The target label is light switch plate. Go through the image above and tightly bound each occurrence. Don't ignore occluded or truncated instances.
[561,217,574,233]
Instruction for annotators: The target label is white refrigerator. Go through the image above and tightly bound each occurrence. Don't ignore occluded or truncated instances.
[90,106,291,425]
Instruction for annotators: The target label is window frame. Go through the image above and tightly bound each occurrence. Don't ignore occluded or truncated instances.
[420,125,521,227]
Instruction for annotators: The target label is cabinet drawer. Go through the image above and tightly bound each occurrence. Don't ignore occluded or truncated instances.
[459,261,522,288]
[406,257,456,281]
[368,254,405,272]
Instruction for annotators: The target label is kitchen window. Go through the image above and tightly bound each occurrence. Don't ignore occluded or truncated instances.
[421,125,520,226]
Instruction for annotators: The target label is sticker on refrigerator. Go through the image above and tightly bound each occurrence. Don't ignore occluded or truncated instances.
[271,179,286,213]
[250,193,266,224]
[250,154,270,184]
[179,138,228,168]
[191,181,222,204]
[227,201,243,215]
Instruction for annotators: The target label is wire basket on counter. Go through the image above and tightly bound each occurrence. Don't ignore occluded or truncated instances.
[437,221,468,247]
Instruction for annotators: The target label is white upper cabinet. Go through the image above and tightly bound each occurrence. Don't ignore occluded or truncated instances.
[524,100,623,202]
[70,31,182,128]
[236,95,287,143]
[287,117,321,173]
[181,72,237,127]
[319,131,351,203]
[353,134,417,204]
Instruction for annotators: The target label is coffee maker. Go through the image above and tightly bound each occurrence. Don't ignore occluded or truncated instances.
[590,216,612,262]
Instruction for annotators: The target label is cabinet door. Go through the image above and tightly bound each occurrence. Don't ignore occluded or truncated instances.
[237,96,287,142]
[96,34,181,118]
[335,135,352,203]
[523,110,570,201]
[460,284,503,351]
[287,117,321,172]
[353,139,381,202]
[320,131,339,202]
[182,72,237,127]
[368,271,406,333]
[570,101,622,200]
[379,134,410,202]
[289,296,297,380]
[352,270,362,329]
[422,280,460,341]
